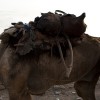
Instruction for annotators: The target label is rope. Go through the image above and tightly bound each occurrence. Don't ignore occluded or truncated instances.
[55,10,67,15]
[64,35,74,76]
[65,35,73,68]
[56,35,73,78]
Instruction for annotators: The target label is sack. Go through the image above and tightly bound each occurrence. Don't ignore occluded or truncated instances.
[60,13,87,37]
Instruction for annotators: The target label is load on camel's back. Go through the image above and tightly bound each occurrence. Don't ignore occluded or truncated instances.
[34,12,61,37]
[34,10,87,38]
[0,10,87,60]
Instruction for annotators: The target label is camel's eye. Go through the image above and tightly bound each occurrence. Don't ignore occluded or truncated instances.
[13,32,16,35]
[43,17,48,21]
[24,29,28,33]
[67,14,72,16]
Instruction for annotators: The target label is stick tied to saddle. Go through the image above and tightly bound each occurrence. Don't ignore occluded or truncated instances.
[57,35,73,78]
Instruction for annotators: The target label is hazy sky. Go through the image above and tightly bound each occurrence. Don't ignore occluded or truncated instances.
[0,0,100,37]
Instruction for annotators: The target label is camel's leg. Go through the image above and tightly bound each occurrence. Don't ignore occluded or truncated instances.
[8,78,31,100]
[7,65,31,100]
[8,88,31,100]
[0,47,31,100]
[74,67,100,100]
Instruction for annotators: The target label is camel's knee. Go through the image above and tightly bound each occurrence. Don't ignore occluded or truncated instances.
[74,81,96,100]
[8,88,31,100]
[74,81,88,97]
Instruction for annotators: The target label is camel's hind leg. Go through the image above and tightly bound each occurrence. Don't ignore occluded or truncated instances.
[74,67,100,100]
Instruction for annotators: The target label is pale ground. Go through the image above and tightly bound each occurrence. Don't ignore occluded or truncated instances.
[0,79,100,100]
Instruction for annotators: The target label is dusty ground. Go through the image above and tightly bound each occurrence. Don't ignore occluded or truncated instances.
[31,79,100,100]
[0,79,100,100]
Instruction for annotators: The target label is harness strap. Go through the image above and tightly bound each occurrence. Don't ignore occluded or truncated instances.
[57,35,73,78]
[65,35,73,76]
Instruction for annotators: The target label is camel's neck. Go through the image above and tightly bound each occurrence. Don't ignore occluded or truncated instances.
[0,43,9,59]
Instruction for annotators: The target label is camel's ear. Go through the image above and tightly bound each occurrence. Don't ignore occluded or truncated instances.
[41,13,44,15]
[11,23,16,25]
[41,13,45,16]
